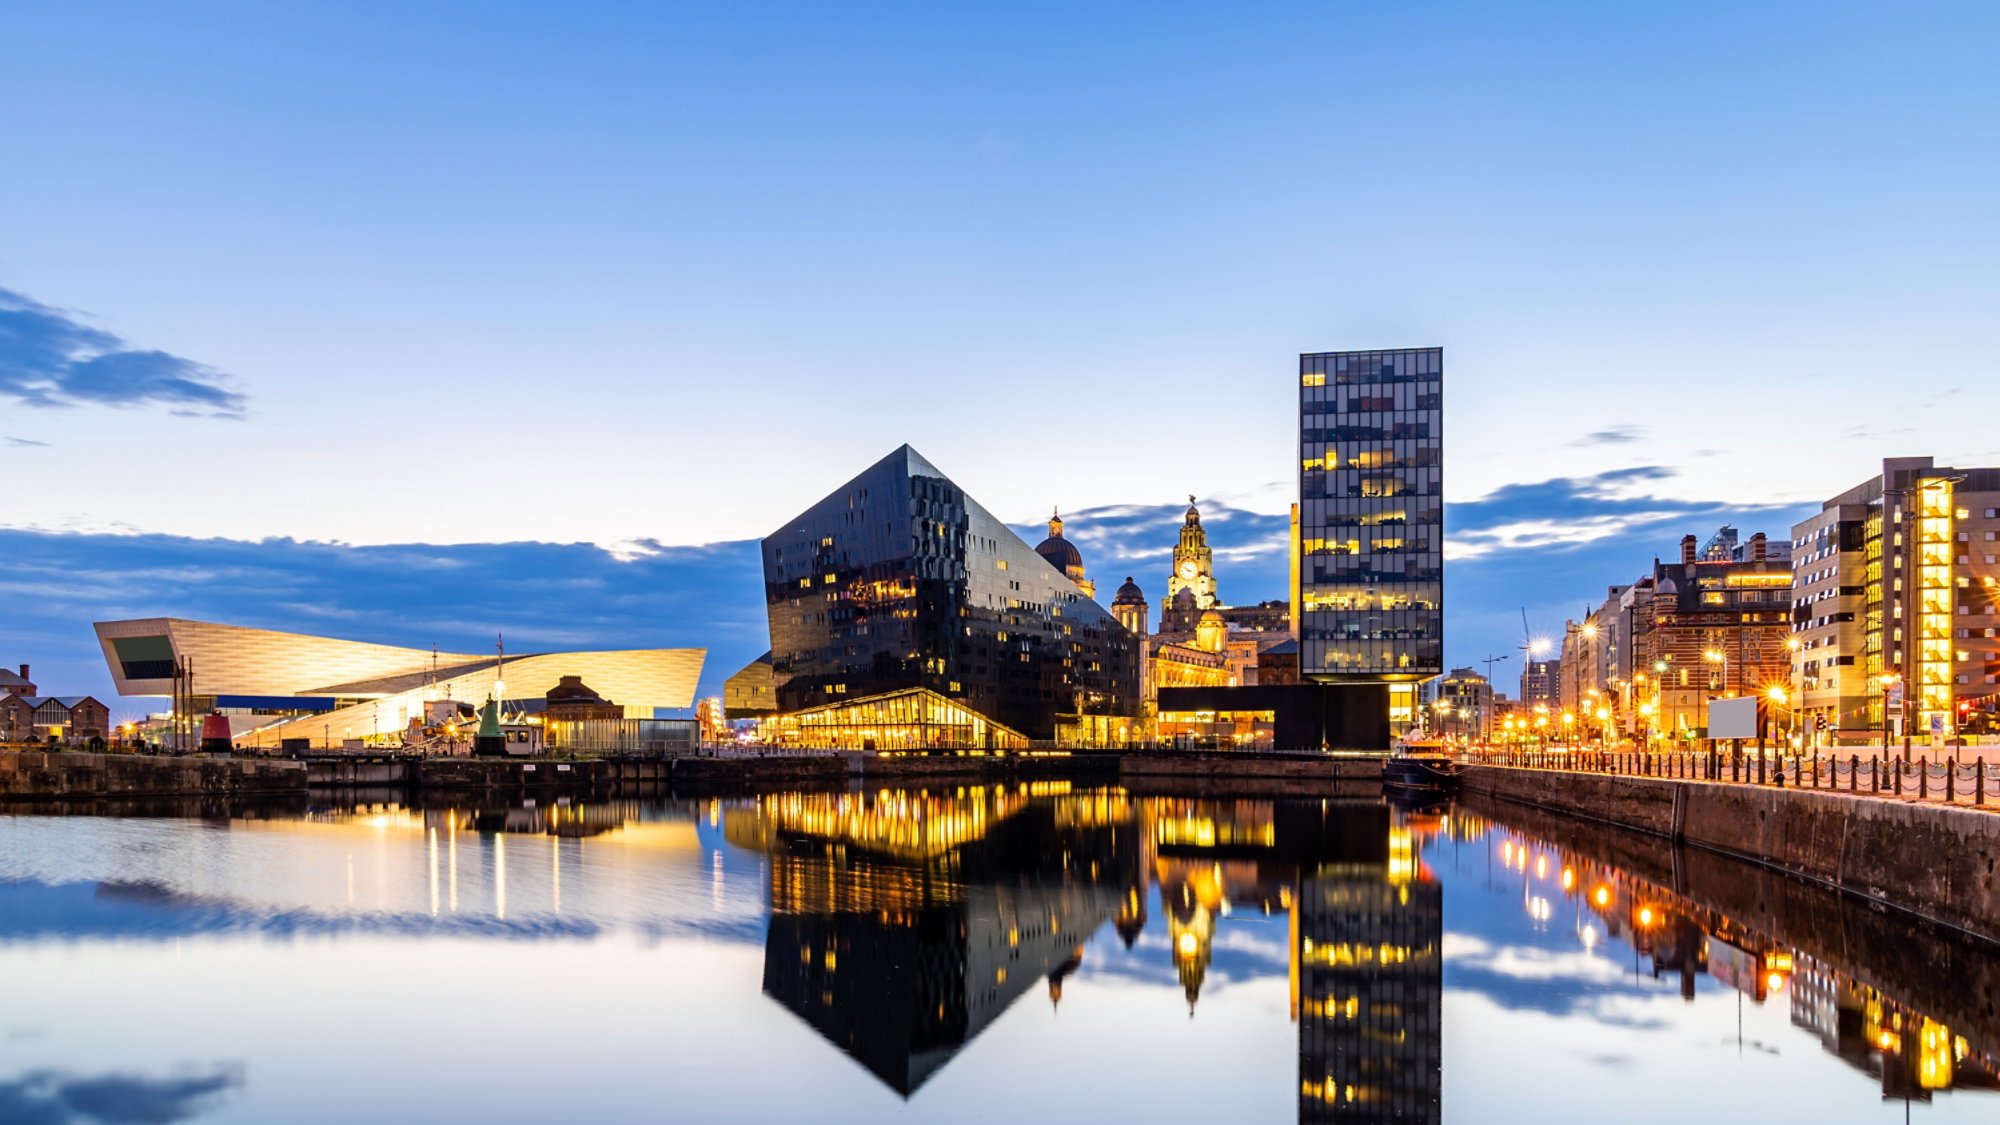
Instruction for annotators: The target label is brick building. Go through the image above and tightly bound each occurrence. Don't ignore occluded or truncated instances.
[1,695,111,743]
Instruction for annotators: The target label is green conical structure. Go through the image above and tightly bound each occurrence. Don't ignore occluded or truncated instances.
[477,696,502,738]
[474,694,506,755]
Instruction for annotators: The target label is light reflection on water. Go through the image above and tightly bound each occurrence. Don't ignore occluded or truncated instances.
[0,787,1994,1123]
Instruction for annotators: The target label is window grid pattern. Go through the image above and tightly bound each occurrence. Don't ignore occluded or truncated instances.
[1299,349,1444,679]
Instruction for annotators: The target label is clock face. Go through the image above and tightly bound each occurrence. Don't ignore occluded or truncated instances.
[1179,560,1198,580]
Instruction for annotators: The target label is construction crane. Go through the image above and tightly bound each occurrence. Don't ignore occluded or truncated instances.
[1478,652,1512,742]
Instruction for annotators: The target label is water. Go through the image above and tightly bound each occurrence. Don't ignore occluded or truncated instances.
[0,787,1992,1123]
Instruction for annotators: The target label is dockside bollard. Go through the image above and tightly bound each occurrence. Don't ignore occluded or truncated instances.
[1850,754,1858,793]
[1979,763,1986,806]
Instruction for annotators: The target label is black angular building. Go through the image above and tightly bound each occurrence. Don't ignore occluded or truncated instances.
[759,445,1142,747]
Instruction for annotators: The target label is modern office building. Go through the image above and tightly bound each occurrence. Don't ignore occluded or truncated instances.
[1298,348,1444,731]
[1518,657,1558,713]
[92,618,704,748]
[756,445,1142,748]
[1425,668,1493,741]
[1790,458,2000,743]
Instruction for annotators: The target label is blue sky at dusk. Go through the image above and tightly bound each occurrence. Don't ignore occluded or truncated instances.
[2,2,1994,708]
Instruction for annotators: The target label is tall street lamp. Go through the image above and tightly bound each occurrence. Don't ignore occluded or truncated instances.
[1879,673,1902,760]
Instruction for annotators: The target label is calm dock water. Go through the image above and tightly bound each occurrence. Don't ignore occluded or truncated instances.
[0,786,1992,1122]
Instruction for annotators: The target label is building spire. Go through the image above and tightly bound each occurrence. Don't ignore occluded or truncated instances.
[1049,506,1063,538]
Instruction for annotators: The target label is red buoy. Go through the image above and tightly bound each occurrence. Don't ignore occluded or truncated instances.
[200,711,233,753]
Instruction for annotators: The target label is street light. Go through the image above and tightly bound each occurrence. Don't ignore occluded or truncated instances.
[1879,673,1902,759]
[1704,648,1729,696]
[1766,685,1791,754]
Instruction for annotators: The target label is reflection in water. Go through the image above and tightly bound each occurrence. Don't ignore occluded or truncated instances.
[0,1064,244,1124]
[1,788,1998,1121]
[1456,806,2000,1109]
[727,788,1126,1094]
[724,788,1444,1115]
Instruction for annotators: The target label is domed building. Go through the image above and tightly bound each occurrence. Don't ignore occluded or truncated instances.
[1033,508,1094,598]
[1111,576,1148,637]
[1196,608,1228,654]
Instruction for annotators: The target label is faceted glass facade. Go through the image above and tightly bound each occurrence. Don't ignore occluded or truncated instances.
[761,445,1142,744]
[1298,349,1444,680]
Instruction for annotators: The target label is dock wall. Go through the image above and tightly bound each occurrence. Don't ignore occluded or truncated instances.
[1462,765,2000,941]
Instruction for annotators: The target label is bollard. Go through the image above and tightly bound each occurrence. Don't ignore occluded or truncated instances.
[1979,762,1986,807]
[1947,763,1955,803]
[1920,761,1928,800]
[1894,758,1902,796]
[1850,754,1858,794]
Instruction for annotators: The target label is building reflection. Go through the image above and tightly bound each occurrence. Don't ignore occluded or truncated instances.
[1464,809,2000,1108]
[1130,797,1442,1121]
[727,787,1445,1116]
[727,787,1125,1096]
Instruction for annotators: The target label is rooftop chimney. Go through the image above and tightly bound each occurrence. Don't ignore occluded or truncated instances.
[1680,535,1698,564]
[1750,532,1767,562]
[17,664,26,681]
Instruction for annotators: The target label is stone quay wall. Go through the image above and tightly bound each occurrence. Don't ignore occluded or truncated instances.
[0,751,307,799]
[1462,765,2000,941]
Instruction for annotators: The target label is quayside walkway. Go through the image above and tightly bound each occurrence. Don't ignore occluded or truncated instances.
[1468,747,2000,809]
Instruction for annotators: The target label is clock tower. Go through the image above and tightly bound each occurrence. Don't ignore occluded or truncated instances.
[1167,497,1219,610]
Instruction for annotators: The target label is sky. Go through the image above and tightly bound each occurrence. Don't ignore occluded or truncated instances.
[2,1,1996,708]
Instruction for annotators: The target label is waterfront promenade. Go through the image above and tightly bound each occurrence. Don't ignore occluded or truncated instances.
[1469,746,2000,809]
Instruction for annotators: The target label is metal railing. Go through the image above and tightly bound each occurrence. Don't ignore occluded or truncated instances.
[1469,747,2000,807]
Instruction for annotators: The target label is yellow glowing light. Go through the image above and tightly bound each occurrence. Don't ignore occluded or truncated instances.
[1637,906,1656,927]
[1704,650,1724,663]
[1766,686,1787,704]
[1176,931,1198,958]
[1765,971,1786,994]
[1560,867,1575,891]
[1593,886,1610,907]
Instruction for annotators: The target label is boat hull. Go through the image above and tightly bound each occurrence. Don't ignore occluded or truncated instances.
[1382,757,1462,793]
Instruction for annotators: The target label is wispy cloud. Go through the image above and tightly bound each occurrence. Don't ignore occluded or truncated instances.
[5,436,50,448]
[1566,425,1644,448]
[0,287,245,418]
[0,469,1815,711]
[1844,424,1914,440]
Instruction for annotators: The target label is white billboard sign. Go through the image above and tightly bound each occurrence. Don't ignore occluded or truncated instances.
[1708,696,1760,740]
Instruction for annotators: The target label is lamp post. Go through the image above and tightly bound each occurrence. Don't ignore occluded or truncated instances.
[1879,673,1902,761]
[1764,685,1791,783]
